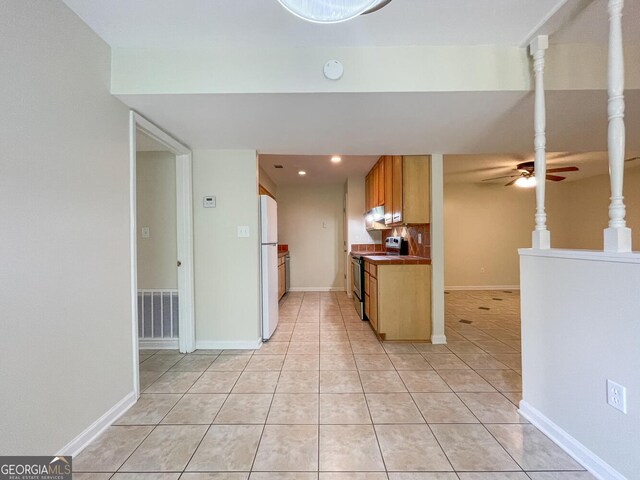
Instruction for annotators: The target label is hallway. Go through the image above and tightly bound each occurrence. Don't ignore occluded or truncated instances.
[74,291,593,479]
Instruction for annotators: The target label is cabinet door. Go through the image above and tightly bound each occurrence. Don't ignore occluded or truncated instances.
[403,155,430,224]
[365,173,372,211]
[372,162,379,207]
[364,271,370,296]
[370,276,378,331]
[378,157,385,206]
[278,263,285,298]
[392,156,403,223]
[384,155,393,222]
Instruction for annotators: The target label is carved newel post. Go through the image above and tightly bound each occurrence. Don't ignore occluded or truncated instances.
[530,36,550,249]
[604,0,632,252]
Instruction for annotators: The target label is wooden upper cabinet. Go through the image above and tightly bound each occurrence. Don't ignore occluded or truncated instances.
[384,155,393,222]
[371,163,379,208]
[365,172,372,211]
[403,155,430,224]
[377,157,385,205]
[392,155,403,224]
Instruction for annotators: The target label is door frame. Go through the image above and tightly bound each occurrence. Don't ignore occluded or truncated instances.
[129,111,196,398]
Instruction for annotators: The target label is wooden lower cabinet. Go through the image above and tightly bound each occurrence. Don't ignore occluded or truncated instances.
[278,256,286,300]
[369,276,378,331]
[364,261,431,341]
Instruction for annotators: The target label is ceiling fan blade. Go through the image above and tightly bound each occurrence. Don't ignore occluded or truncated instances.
[482,175,519,181]
[505,178,519,187]
[546,166,579,173]
[546,174,566,182]
[362,0,393,14]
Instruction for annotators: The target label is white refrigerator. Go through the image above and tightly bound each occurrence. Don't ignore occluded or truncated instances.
[259,195,279,340]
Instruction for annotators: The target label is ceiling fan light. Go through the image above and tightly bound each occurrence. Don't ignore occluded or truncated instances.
[515,176,537,188]
[277,0,385,24]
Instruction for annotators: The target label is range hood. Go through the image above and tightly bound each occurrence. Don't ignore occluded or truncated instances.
[364,206,391,231]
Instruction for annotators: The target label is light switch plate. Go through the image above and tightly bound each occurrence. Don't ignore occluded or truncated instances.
[141,227,150,238]
[203,196,216,208]
[238,226,250,238]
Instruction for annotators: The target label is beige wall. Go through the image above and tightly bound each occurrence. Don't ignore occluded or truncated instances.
[193,150,261,345]
[259,165,278,198]
[277,184,346,290]
[550,165,640,250]
[444,183,534,288]
[136,151,177,289]
[444,164,640,288]
[0,0,131,454]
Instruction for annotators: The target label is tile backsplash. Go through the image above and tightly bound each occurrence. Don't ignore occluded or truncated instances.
[351,243,386,253]
[382,224,431,258]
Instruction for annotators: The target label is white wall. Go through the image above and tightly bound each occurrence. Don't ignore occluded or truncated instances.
[520,250,640,479]
[136,151,177,289]
[193,150,261,346]
[346,176,381,248]
[277,184,346,290]
[0,0,131,454]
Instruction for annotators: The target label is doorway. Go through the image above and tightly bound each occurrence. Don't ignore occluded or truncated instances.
[129,111,195,398]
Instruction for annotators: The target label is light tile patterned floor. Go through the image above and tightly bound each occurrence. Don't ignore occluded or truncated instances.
[74,290,596,479]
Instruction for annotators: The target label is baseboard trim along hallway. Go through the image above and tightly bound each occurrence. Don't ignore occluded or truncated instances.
[195,339,263,350]
[445,285,521,291]
[518,400,625,480]
[57,390,137,457]
[139,338,179,350]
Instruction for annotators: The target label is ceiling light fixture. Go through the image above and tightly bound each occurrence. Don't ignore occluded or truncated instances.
[515,176,537,188]
[298,170,307,176]
[277,0,390,24]
[331,156,342,163]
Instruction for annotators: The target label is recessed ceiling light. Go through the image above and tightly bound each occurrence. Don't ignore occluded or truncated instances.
[298,170,306,176]
[331,156,342,163]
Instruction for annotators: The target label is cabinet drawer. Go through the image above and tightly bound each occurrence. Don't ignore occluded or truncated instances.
[364,261,370,273]
[370,264,377,279]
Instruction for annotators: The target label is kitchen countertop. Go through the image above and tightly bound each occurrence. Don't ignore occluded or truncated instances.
[351,251,431,265]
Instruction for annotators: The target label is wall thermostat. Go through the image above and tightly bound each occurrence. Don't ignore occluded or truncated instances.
[323,60,344,80]
[203,196,216,208]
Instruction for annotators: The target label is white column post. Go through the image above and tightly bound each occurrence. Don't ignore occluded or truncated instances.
[530,35,550,249]
[604,0,632,252]
[430,154,446,344]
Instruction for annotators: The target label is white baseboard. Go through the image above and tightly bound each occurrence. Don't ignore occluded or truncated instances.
[195,339,263,350]
[139,338,179,349]
[58,390,136,457]
[430,334,447,344]
[445,285,520,291]
[288,287,345,292]
[518,400,624,480]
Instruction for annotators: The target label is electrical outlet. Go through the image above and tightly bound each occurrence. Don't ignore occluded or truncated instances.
[607,379,627,413]
[418,233,422,244]
[237,226,250,238]
[141,227,150,238]
[480,267,486,273]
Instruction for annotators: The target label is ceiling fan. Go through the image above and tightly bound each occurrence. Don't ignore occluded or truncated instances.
[482,161,580,187]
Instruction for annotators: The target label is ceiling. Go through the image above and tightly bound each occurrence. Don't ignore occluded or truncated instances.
[63,0,568,49]
[260,154,379,185]
[118,89,640,155]
[444,151,640,184]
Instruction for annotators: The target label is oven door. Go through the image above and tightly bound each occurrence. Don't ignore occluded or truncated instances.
[352,257,363,300]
